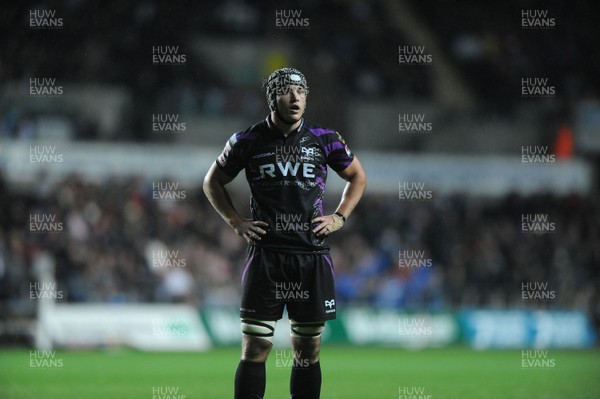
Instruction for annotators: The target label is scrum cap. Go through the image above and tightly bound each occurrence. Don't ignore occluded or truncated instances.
[264,67,309,112]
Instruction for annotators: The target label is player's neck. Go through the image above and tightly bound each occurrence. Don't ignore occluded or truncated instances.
[270,113,301,137]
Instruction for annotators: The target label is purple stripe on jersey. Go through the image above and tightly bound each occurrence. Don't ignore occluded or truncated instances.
[237,131,258,140]
[315,196,324,214]
[323,254,335,277]
[324,141,344,157]
[307,127,335,137]
[319,164,328,176]
[241,252,256,285]
[316,175,326,191]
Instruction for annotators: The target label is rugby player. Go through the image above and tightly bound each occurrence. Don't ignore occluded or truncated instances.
[203,67,367,399]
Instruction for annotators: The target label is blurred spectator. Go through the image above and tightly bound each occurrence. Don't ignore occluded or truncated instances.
[0,173,597,334]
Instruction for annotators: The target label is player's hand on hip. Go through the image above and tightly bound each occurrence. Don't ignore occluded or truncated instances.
[232,219,269,244]
[312,214,344,237]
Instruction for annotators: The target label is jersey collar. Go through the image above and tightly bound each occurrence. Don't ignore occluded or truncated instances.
[266,115,304,137]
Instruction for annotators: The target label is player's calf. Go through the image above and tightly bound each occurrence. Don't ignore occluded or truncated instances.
[235,319,276,399]
[289,322,324,398]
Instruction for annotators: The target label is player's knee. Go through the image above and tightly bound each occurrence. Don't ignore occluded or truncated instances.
[241,335,272,362]
[291,335,321,363]
[290,320,324,363]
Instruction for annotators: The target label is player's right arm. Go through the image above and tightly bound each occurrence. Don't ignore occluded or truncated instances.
[203,162,268,244]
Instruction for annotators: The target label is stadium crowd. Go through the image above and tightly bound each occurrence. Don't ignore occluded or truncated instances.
[2,0,596,140]
[1,172,598,333]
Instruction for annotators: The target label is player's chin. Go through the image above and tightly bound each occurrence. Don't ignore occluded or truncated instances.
[286,109,303,122]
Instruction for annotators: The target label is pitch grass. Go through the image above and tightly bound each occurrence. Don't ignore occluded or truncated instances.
[1,346,599,399]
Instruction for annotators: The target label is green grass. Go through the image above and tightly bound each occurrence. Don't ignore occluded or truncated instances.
[1,347,599,399]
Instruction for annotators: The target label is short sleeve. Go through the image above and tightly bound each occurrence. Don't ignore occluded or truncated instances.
[216,133,246,177]
[325,131,354,172]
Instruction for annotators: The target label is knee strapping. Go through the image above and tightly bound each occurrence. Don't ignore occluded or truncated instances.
[241,318,276,342]
[290,320,325,338]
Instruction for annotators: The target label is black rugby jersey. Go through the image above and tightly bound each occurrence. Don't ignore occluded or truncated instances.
[216,116,354,253]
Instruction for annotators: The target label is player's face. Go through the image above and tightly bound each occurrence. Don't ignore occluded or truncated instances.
[276,84,307,123]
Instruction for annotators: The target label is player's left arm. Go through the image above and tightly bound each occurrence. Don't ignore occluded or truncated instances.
[313,157,367,237]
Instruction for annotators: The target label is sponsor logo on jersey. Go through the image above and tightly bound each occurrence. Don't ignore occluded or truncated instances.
[259,161,316,179]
